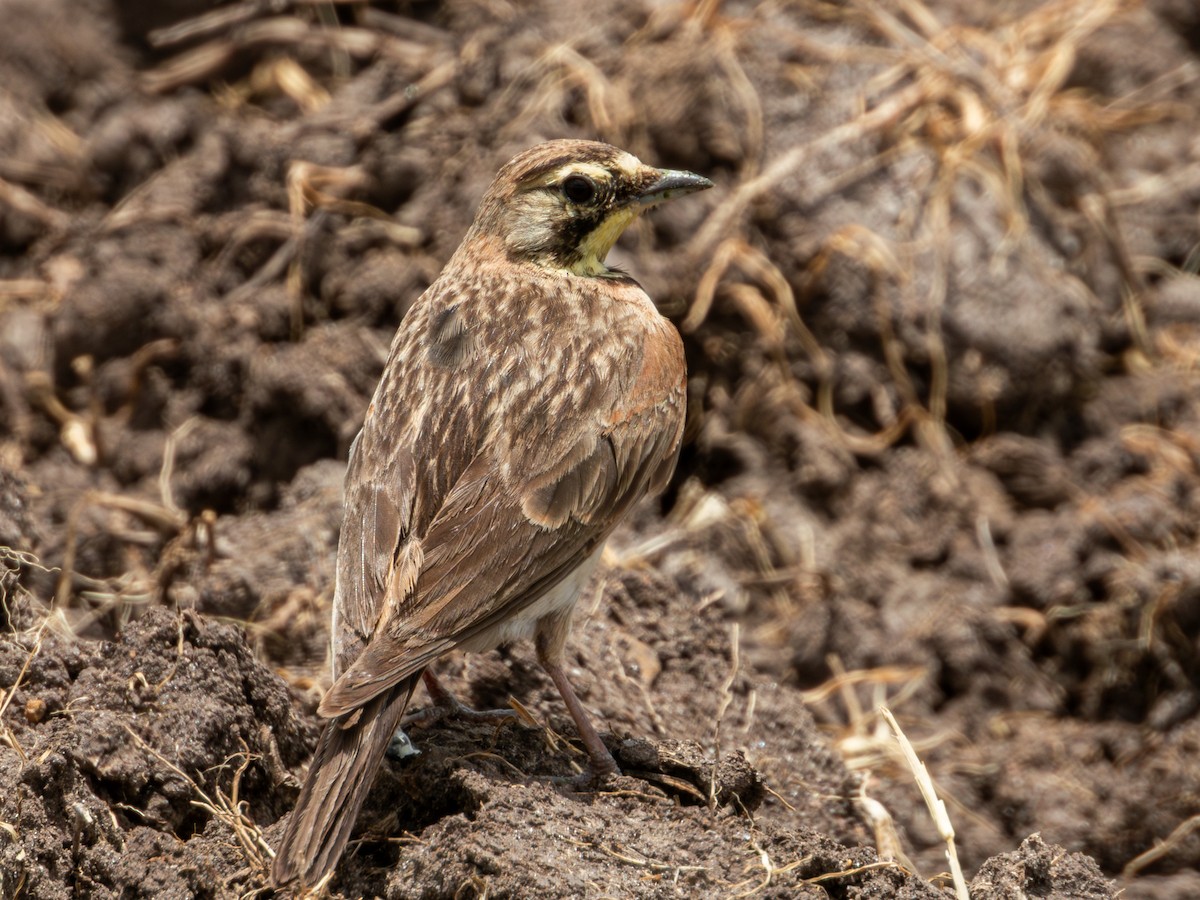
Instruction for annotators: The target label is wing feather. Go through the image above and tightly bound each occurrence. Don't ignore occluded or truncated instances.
[332,438,405,675]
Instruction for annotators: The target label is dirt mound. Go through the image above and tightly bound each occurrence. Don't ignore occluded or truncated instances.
[3,0,1200,897]
[0,609,314,898]
[2,606,1111,899]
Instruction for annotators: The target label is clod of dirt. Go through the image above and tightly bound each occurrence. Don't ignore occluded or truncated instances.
[0,608,315,899]
[969,833,1115,900]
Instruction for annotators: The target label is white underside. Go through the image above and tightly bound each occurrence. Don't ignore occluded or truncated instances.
[456,543,606,654]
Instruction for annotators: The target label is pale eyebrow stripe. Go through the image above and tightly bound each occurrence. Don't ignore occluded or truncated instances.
[549,162,614,182]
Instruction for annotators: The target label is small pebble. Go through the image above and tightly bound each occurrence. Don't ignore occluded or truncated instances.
[24,697,47,724]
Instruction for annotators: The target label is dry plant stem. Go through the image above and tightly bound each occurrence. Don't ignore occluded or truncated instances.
[53,489,185,614]
[565,837,707,877]
[284,161,420,341]
[710,622,741,806]
[715,37,765,178]
[123,726,275,880]
[805,859,901,884]
[507,695,584,767]
[0,622,47,761]
[359,59,457,130]
[0,177,70,229]
[729,837,809,897]
[687,232,919,457]
[159,417,199,517]
[148,0,265,46]
[830,654,865,730]
[798,664,927,708]
[685,80,929,263]
[453,751,528,780]
[880,707,968,900]
[1122,813,1200,878]
[25,371,97,466]
[685,0,1166,480]
[856,783,918,872]
[144,16,406,93]
[226,211,328,307]
[0,279,55,303]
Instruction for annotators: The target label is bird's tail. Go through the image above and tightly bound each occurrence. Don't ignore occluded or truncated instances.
[272,676,418,889]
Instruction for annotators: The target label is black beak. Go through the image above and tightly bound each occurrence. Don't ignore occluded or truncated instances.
[637,169,714,207]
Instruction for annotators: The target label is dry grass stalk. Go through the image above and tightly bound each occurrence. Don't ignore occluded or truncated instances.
[710,622,741,806]
[880,707,968,900]
[804,858,902,884]
[284,160,420,341]
[0,177,70,230]
[0,620,47,761]
[685,0,1181,477]
[1122,813,1200,878]
[25,370,97,467]
[565,837,707,879]
[729,838,810,897]
[503,695,585,770]
[686,78,930,263]
[452,751,529,780]
[148,0,268,47]
[52,488,183,625]
[856,780,919,872]
[0,279,57,305]
[245,57,331,113]
[144,15,400,93]
[123,726,279,895]
[493,43,637,148]
[799,661,928,710]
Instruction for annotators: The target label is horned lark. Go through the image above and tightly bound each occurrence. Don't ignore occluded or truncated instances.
[272,139,712,888]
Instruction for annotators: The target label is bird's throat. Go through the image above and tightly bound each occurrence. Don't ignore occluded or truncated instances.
[567,206,641,276]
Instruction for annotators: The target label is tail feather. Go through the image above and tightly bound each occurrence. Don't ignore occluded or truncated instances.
[272,676,418,889]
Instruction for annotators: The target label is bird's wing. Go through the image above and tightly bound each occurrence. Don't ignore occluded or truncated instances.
[329,289,483,677]
[330,436,408,675]
[318,330,685,718]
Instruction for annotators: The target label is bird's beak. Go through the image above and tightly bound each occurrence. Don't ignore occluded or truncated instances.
[637,169,714,207]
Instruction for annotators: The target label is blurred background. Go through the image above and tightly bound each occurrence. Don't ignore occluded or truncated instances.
[2,0,1200,897]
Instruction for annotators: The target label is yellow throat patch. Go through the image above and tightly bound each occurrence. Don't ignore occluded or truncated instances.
[569,205,641,276]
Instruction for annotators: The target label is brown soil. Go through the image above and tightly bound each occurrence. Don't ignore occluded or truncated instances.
[3,0,1199,898]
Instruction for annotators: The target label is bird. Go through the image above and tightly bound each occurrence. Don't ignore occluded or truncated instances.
[271,139,712,889]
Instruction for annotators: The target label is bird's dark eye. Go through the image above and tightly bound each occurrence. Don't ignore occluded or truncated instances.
[562,174,596,204]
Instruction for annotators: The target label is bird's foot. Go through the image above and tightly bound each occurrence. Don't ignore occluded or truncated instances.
[400,669,518,729]
[539,761,627,791]
[531,737,620,789]
[401,700,518,728]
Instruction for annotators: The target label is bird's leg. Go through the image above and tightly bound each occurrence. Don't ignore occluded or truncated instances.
[400,668,517,728]
[536,610,619,780]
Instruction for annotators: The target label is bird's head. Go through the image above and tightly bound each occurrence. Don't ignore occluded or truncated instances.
[467,140,712,276]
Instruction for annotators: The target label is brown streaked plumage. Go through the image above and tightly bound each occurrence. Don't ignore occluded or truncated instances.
[271,139,712,889]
